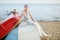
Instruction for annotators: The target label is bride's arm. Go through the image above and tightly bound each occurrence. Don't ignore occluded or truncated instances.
[29,11,35,22]
[21,11,25,17]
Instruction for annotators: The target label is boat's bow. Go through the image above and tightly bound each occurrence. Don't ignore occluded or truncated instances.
[0,15,22,39]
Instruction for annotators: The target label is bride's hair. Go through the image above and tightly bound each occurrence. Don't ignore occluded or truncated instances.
[24,4,28,8]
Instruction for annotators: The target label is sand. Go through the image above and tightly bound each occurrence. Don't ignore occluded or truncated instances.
[38,21,60,40]
[2,21,60,40]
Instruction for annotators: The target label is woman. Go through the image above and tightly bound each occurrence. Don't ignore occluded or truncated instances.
[18,4,50,40]
[21,5,35,24]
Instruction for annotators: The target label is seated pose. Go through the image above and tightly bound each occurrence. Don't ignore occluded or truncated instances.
[21,5,35,24]
[18,5,51,40]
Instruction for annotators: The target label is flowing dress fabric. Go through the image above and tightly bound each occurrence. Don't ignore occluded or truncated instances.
[4,12,47,40]
[18,12,40,40]
[18,21,40,40]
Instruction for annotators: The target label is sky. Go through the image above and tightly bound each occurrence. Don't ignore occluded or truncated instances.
[0,0,60,4]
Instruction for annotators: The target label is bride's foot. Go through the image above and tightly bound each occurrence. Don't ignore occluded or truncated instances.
[44,35,52,40]
[44,34,52,37]
[41,35,52,40]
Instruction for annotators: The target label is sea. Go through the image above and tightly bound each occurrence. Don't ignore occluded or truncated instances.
[0,4,60,21]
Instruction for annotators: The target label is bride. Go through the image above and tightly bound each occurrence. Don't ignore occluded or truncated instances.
[5,4,51,40]
[18,4,50,40]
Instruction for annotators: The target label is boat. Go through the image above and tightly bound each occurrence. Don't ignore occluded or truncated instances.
[0,14,21,39]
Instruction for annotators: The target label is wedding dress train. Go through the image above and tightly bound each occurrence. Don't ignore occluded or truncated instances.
[18,13,49,40]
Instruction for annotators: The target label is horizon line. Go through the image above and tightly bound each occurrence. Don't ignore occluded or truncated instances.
[0,2,60,4]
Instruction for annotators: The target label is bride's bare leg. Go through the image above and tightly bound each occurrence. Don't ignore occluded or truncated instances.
[29,15,51,37]
[33,20,51,37]
[36,22,47,37]
[37,22,51,37]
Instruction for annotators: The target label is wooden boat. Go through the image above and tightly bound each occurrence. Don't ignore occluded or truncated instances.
[0,15,21,39]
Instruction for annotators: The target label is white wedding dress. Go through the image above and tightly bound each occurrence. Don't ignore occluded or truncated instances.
[18,12,48,40]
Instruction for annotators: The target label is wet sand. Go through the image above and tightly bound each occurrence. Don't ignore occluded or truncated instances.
[38,21,60,40]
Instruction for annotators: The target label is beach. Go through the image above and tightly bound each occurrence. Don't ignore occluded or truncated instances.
[0,4,60,40]
[0,19,60,40]
[38,21,60,40]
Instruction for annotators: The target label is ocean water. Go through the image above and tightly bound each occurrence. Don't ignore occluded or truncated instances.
[0,4,60,21]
